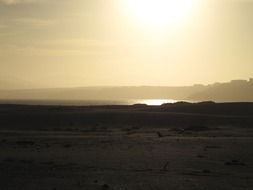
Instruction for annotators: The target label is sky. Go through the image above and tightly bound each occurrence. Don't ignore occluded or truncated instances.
[0,0,253,88]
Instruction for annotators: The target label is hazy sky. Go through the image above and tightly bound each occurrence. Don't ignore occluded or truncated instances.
[0,0,253,88]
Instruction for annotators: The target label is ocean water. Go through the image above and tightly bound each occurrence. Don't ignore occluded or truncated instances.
[0,99,187,106]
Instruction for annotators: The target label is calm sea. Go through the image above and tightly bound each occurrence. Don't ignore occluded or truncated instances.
[0,99,188,106]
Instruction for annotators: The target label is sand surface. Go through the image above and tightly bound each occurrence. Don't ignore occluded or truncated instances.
[0,103,253,190]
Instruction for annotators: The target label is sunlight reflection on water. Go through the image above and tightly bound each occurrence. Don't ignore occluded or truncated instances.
[0,99,186,106]
[137,99,178,106]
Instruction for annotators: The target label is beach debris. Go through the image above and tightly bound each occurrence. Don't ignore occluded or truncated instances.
[182,169,213,176]
[157,131,163,138]
[19,159,33,164]
[16,140,35,146]
[171,128,185,134]
[197,154,205,158]
[161,161,169,171]
[156,131,171,138]
[3,158,14,162]
[77,181,82,187]
[204,145,221,151]
[63,144,72,148]
[1,139,7,143]
[184,125,210,132]
[224,160,246,166]
[202,169,211,174]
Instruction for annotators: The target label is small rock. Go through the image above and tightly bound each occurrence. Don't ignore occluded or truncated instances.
[102,184,110,190]
[224,160,246,166]
[156,131,163,138]
[202,169,211,174]
[63,144,71,148]
[197,155,204,158]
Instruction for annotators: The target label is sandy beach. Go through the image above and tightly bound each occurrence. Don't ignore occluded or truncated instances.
[0,103,253,190]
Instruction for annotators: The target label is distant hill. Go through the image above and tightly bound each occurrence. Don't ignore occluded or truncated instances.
[0,85,206,100]
[0,79,252,102]
[187,79,253,102]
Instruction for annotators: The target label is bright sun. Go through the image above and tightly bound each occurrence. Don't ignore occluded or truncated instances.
[128,0,195,27]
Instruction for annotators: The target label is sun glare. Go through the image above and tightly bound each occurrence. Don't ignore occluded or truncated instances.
[127,0,195,27]
[139,99,177,106]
